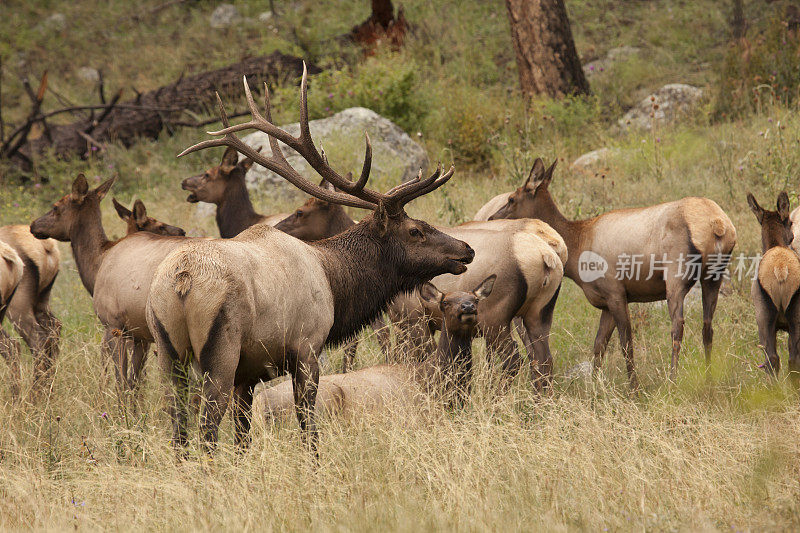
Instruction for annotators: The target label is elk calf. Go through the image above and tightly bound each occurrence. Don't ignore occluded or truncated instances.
[488,158,737,387]
[0,241,24,396]
[0,225,61,392]
[182,146,289,237]
[254,276,495,421]
[748,192,800,378]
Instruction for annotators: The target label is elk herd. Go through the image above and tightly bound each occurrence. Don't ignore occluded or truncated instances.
[1,65,799,456]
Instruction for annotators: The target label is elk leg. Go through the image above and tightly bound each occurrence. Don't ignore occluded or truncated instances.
[162,355,191,454]
[10,308,49,389]
[608,299,638,390]
[198,336,239,453]
[700,277,723,363]
[593,309,616,371]
[665,279,692,381]
[523,284,560,391]
[788,316,800,387]
[341,340,357,372]
[129,339,149,388]
[289,346,320,456]
[0,327,22,398]
[102,327,130,390]
[754,288,780,376]
[485,326,522,378]
[34,288,61,374]
[233,383,255,450]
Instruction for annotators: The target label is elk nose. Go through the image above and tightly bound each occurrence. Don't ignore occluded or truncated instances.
[460,301,476,314]
[464,245,475,262]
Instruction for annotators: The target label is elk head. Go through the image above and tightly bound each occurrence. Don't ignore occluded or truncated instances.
[178,64,474,277]
[420,275,496,336]
[181,146,255,204]
[275,179,355,241]
[488,158,558,220]
[112,198,186,236]
[747,191,793,252]
[31,174,114,241]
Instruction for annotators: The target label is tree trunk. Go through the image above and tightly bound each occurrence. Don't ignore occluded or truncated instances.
[731,0,746,40]
[12,52,319,167]
[505,0,589,99]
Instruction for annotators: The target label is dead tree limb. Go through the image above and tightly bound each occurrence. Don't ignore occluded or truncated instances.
[5,52,319,168]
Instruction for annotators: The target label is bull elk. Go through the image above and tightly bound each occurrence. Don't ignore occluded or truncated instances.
[275,188,566,385]
[182,146,289,237]
[0,225,61,394]
[748,192,800,379]
[254,276,495,421]
[488,158,737,387]
[0,241,24,396]
[30,178,187,390]
[146,66,474,454]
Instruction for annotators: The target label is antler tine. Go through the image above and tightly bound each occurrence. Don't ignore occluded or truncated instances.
[385,167,423,196]
[395,165,456,206]
[350,132,371,194]
[386,163,444,204]
[178,79,377,211]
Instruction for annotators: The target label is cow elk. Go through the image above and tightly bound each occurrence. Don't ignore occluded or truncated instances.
[30,177,188,390]
[0,225,61,394]
[489,158,737,387]
[147,67,474,454]
[182,146,289,237]
[748,192,800,379]
[0,241,24,396]
[254,276,495,421]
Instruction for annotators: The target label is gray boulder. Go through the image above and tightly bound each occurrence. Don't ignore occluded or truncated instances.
[571,148,613,171]
[209,4,239,28]
[240,107,429,190]
[618,84,704,131]
[77,67,100,83]
[38,13,66,32]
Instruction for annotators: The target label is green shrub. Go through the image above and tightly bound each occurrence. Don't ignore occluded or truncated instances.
[714,4,800,118]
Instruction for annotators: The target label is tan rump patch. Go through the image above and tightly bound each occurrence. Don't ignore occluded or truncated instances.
[513,232,564,294]
[758,247,800,312]
[0,240,24,301]
[519,219,568,265]
[0,225,60,292]
[680,198,737,260]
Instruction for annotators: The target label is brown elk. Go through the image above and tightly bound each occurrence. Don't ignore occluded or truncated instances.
[253,276,495,421]
[748,192,800,378]
[276,191,566,385]
[146,67,474,454]
[30,178,188,389]
[0,225,61,394]
[488,158,737,387]
[182,146,289,237]
[0,241,24,396]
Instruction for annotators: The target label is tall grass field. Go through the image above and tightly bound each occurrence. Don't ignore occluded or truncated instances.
[1,1,800,530]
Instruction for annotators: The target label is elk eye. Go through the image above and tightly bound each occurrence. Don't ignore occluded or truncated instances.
[508,197,515,204]
[410,228,423,238]
[296,210,304,218]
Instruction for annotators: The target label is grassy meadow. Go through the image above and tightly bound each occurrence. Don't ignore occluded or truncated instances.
[2,0,800,530]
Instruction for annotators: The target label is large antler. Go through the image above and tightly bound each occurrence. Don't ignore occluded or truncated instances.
[179,62,455,213]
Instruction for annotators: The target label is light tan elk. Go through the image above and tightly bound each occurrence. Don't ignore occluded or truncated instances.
[748,192,800,378]
[277,192,566,384]
[0,240,24,396]
[182,146,289,237]
[0,225,61,393]
[254,276,495,421]
[146,68,474,454]
[30,178,187,389]
[488,158,737,387]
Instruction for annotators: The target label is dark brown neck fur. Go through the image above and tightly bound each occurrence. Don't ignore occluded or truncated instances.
[216,179,263,238]
[69,200,115,295]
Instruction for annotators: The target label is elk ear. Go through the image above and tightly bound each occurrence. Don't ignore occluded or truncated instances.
[524,158,547,191]
[92,177,115,201]
[221,146,239,170]
[473,274,497,301]
[132,200,148,226]
[777,191,790,221]
[71,174,89,201]
[112,198,131,221]
[239,147,261,172]
[419,282,443,305]
[374,202,388,236]
[747,192,764,223]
